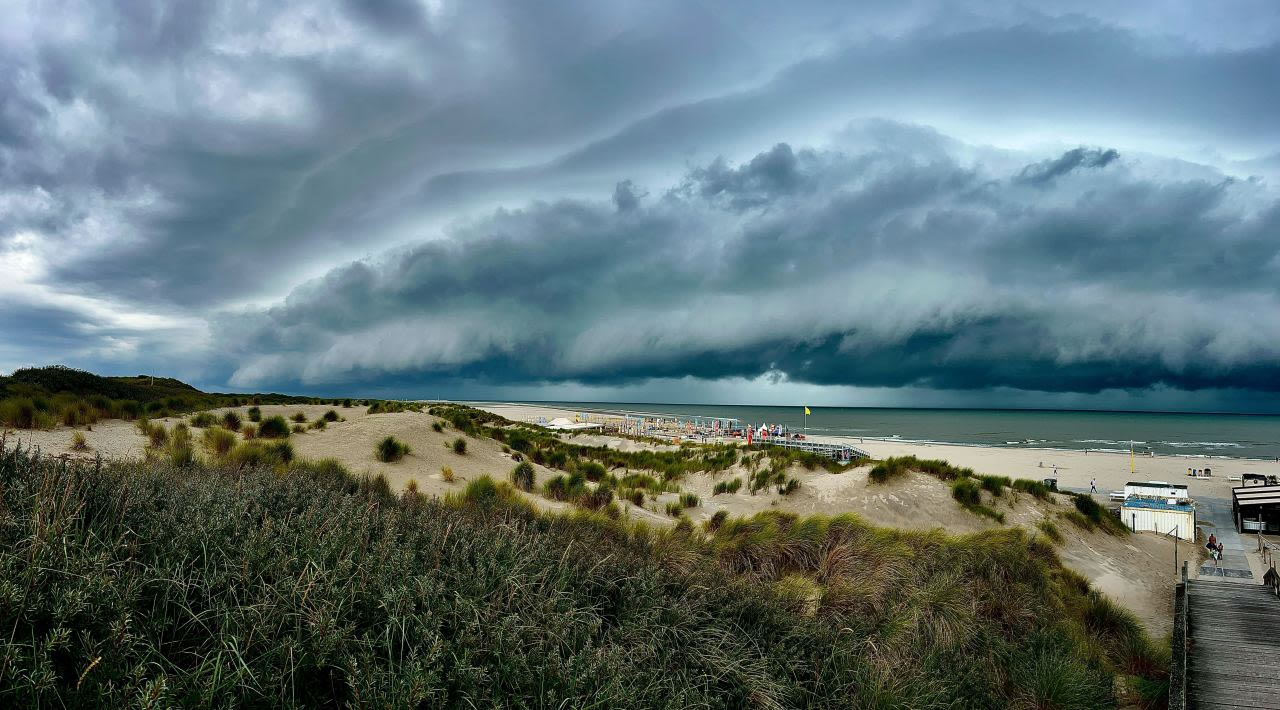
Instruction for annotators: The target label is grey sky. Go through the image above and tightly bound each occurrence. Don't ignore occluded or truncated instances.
[3,1,1279,410]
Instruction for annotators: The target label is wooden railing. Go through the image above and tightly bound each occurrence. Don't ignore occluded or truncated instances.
[1169,560,1189,710]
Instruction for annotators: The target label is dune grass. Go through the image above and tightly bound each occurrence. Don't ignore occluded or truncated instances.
[0,441,1166,708]
[257,415,290,439]
[375,436,411,462]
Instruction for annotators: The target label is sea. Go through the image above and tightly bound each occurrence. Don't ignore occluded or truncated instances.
[515,402,1280,461]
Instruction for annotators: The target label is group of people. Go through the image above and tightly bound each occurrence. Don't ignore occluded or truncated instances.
[1206,533,1226,561]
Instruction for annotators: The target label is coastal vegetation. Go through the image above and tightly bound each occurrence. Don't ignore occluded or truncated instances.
[0,366,308,429]
[0,441,1167,708]
[375,435,411,462]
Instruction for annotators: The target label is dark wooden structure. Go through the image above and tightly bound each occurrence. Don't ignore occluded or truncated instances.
[1233,483,1280,534]
[1175,574,1280,708]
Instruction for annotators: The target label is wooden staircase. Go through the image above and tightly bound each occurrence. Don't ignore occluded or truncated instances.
[1183,578,1280,708]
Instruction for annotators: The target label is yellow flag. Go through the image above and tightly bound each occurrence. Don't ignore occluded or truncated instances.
[804,406,811,415]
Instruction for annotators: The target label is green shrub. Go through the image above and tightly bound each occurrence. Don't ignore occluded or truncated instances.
[578,461,607,482]
[323,409,340,422]
[221,410,242,431]
[979,475,1011,497]
[202,427,237,457]
[1037,519,1064,544]
[510,461,535,491]
[147,424,169,448]
[431,421,444,433]
[247,406,262,422]
[291,411,307,423]
[951,479,982,507]
[310,418,327,430]
[375,436,411,463]
[0,398,37,429]
[665,501,684,517]
[680,492,700,508]
[227,440,294,469]
[1013,478,1053,500]
[452,437,467,455]
[258,415,290,439]
[189,411,216,428]
[713,478,743,495]
[705,509,729,532]
[777,477,801,495]
[342,398,352,407]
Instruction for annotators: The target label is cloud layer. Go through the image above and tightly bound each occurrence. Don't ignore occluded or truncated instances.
[3,1,1280,408]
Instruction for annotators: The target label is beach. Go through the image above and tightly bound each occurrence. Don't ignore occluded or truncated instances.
[477,402,1279,499]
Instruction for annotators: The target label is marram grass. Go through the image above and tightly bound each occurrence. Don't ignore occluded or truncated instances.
[0,440,1166,708]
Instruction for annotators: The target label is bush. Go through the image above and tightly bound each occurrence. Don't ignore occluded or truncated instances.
[951,479,982,507]
[705,509,729,532]
[375,436,411,463]
[70,431,89,451]
[323,409,340,422]
[452,437,467,455]
[247,406,262,422]
[310,418,327,430]
[227,440,294,469]
[578,461,607,482]
[291,411,307,423]
[147,424,169,449]
[189,411,216,428]
[257,415,290,439]
[713,478,743,496]
[0,398,37,429]
[1013,478,1053,500]
[221,411,242,432]
[510,461,535,491]
[431,421,444,433]
[202,427,237,457]
[1037,519,1064,544]
[342,398,352,407]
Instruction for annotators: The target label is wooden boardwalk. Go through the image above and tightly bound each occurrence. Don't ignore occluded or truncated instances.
[1184,579,1280,708]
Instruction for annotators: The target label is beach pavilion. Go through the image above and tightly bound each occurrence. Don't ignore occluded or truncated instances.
[1233,483,1280,534]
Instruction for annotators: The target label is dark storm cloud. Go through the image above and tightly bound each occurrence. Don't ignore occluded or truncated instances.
[217,137,1280,394]
[1015,148,1120,186]
[4,0,1280,406]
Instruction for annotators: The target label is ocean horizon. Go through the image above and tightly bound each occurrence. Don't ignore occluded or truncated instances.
[491,401,1280,461]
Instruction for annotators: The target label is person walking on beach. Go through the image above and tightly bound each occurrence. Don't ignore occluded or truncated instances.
[1090,478,1098,494]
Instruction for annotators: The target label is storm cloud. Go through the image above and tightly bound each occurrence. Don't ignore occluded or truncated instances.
[3,0,1280,408]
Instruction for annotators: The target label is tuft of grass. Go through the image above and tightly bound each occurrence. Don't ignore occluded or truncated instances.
[951,478,982,507]
[201,427,237,457]
[189,411,216,428]
[577,461,607,482]
[291,411,307,423]
[452,437,467,455]
[70,431,89,451]
[1037,519,1065,544]
[510,461,535,491]
[440,466,455,483]
[713,478,743,495]
[309,418,327,431]
[375,436,411,463]
[221,410,242,431]
[323,409,340,422]
[777,477,801,495]
[431,421,444,433]
[246,406,262,422]
[257,415,290,439]
[147,424,169,449]
[291,424,307,434]
[241,423,258,440]
[679,492,700,508]
[1013,478,1053,500]
[665,501,684,517]
[705,509,729,532]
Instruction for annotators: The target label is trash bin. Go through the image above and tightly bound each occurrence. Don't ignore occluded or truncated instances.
[1043,478,1058,491]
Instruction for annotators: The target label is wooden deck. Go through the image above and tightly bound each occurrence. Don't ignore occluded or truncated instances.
[1185,579,1280,708]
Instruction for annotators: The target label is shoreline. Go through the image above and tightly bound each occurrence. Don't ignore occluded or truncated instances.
[472,401,1280,464]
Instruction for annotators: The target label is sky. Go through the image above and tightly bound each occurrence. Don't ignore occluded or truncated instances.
[3,1,1280,411]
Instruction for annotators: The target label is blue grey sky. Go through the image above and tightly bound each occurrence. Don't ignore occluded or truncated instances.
[3,1,1280,410]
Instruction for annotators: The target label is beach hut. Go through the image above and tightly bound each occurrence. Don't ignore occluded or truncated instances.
[1122,481,1189,501]
[1120,497,1195,541]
